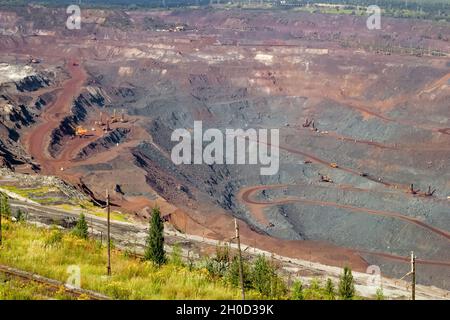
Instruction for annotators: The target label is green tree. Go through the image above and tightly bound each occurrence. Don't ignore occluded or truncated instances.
[305,278,323,300]
[375,287,385,300]
[338,266,355,300]
[225,256,251,288]
[0,193,11,218]
[251,255,286,298]
[291,280,304,300]
[325,278,336,300]
[16,208,26,222]
[144,207,166,266]
[72,213,89,239]
[251,255,273,296]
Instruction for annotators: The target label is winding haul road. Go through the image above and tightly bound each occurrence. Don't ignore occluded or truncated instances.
[239,184,450,267]
[15,52,450,285]
[23,60,87,172]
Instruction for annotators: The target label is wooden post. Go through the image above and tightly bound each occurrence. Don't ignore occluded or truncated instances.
[234,218,245,300]
[411,251,416,300]
[106,190,111,276]
[0,195,2,246]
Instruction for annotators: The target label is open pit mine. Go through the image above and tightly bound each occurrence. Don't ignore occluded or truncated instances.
[0,3,449,298]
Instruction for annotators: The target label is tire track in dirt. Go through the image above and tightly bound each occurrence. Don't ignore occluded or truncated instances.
[238,184,450,267]
[240,185,450,241]
[22,59,87,175]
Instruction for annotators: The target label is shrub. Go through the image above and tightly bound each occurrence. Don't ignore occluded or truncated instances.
[325,278,336,300]
[44,229,64,247]
[15,209,27,222]
[72,213,89,240]
[250,255,286,299]
[170,244,184,267]
[0,193,11,218]
[376,287,385,300]
[291,280,304,300]
[225,256,251,289]
[338,266,355,300]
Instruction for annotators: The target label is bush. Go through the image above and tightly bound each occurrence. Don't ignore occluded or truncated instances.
[291,280,304,300]
[338,266,355,300]
[304,278,325,300]
[45,229,64,247]
[250,255,286,299]
[225,256,251,289]
[205,244,231,279]
[15,209,27,222]
[0,193,11,218]
[170,244,184,267]
[325,278,336,300]
[72,213,89,240]
[376,287,385,300]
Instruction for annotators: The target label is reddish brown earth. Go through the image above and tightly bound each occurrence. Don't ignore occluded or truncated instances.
[0,6,449,288]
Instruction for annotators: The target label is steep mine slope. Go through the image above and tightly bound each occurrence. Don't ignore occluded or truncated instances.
[0,6,449,289]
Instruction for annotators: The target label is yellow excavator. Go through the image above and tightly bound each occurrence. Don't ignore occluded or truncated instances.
[75,126,88,138]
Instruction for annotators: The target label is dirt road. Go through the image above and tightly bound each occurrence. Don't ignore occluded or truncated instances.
[22,59,88,175]
[238,184,450,267]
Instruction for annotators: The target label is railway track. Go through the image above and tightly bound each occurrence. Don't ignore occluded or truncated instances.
[0,264,110,300]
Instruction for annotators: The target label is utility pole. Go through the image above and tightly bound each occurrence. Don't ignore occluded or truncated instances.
[234,218,245,300]
[106,189,111,276]
[411,251,416,300]
[0,195,2,246]
[400,251,416,300]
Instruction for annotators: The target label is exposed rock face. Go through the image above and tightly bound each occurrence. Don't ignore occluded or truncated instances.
[0,67,56,169]
[75,127,130,160]
[0,6,448,291]
[48,89,107,157]
[15,74,49,92]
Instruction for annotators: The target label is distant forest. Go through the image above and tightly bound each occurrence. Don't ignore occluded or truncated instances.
[0,0,448,21]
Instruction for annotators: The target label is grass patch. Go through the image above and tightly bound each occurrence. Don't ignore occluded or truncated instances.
[0,220,259,300]
[0,273,74,300]
[0,185,65,204]
[55,202,128,222]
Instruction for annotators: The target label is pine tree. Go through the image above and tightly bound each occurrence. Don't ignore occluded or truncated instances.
[325,278,336,300]
[291,280,304,300]
[251,255,274,297]
[338,266,355,300]
[144,207,166,266]
[73,213,89,239]
[250,255,285,298]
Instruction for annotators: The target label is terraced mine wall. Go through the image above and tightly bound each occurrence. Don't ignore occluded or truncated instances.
[75,128,130,160]
[48,90,106,157]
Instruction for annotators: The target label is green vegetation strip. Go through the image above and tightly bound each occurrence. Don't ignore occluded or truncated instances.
[0,220,260,299]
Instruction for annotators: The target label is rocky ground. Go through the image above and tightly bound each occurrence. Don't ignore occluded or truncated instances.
[0,5,449,291]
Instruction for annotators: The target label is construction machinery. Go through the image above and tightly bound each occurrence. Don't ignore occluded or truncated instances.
[409,184,420,195]
[103,120,111,133]
[303,118,313,128]
[111,109,119,124]
[119,109,127,123]
[319,173,333,183]
[359,172,369,177]
[75,126,88,138]
[330,163,339,169]
[424,186,436,197]
[95,112,105,126]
